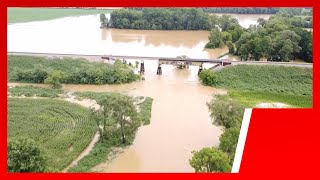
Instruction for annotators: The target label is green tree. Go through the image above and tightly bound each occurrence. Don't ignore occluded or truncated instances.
[99,94,138,143]
[44,70,66,89]
[219,127,240,162]
[279,39,294,61]
[207,96,244,129]
[205,28,223,49]
[219,15,239,31]
[190,147,231,172]
[199,69,217,86]
[221,32,232,44]
[100,14,109,28]
[226,41,236,54]
[8,138,47,172]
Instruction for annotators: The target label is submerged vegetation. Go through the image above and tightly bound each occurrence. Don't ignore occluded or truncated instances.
[199,65,312,107]
[8,55,140,87]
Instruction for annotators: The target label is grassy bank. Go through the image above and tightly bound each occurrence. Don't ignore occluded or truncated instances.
[8,8,113,23]
[8,98,96,171]
[229,91,312,108]
[8,85,63,98]
[200,65,312,107]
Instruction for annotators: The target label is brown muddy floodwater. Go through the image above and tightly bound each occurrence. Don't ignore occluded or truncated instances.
[8,13,270,59]
[7,13,269,172]
[63,61,227,172]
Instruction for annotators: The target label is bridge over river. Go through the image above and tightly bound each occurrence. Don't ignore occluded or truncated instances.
[8,52,313,75]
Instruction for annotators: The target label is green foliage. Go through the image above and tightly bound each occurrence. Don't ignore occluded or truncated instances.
[221,32,232,44]
[8,55,140,85]
[219,128,240,162]
[8,98,96,171]
[202,8,281,14]
[214,65,312,96]
[100,14,109,28]
[233,14,312,62]
[8,138,47,172]
[229,91,312,108]
[205,28,223,49]
[68,92,153,172]
[189,147,231,172]
[137,97,153,125]
[44,70,66,89]
[226,41,236,54]
[110,8,212,30]
[207,96,245,129]
[8,86,63,98]
[8,7,113,23]
[68,141,113,172]
[199,69,218,86]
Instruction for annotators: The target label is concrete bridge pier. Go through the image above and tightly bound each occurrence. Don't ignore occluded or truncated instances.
[198,64,203,75]
[156,64,162,75]
[140,61,145,75]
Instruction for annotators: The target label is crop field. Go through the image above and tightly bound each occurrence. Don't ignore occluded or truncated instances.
[8,98,96,171]
[8,8,113,23]
[215,65,312,96]
[8,85,63,98]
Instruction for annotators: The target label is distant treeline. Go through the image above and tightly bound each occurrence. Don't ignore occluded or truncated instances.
[202,8,280,14]
[108,8,312,31]
[127,8,312,15]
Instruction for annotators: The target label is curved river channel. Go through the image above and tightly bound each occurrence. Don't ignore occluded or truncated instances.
[7,13,270,172]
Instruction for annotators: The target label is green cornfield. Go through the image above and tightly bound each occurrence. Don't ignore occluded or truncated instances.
[8,98,96,171]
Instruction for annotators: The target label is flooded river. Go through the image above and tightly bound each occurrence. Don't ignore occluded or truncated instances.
[65,61,227,172]
[7,13,269,172]
[8,13,270,58]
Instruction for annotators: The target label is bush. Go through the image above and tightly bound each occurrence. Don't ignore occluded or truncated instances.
[207,96,245,129]
[8,138,47,172]
[189,147,231,172]
[199,69,218,86]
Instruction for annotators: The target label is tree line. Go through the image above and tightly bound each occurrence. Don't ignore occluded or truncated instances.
[109,8,231,30]
[205,14,312,62]
[189,95,244,172]
[11,59,140,88]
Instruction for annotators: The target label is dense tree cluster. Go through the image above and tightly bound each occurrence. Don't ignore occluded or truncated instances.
[12,60,140,88]
[190,96,244,172]
[109,8,223,30]
[206,14,312,62]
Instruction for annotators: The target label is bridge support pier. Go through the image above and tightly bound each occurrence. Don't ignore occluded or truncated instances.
[140,62,145,75]
[156,64,162,75]
[198,64,203,75]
